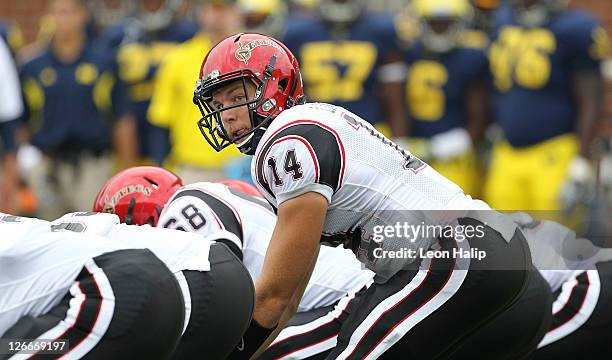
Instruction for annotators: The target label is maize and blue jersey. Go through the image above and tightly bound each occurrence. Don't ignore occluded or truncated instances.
[113,21,197,161]
[404,36,489,138]
[20,40,116,155]
[489,8,608,147]
[282,13,402,125]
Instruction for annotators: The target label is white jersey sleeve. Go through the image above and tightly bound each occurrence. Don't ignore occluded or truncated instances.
[253,117,345,206]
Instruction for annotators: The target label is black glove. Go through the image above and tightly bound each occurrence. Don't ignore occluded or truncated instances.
[226,319,277,360]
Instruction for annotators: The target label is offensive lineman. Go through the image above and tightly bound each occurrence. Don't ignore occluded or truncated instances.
[93,166,375,359]
[194,32,552,359]
[510,213,612,359]
[0,211,254,360]
[0,213,184,359]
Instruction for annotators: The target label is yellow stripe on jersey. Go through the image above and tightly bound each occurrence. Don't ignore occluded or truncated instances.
[148,33,241,168]
[93,71,115,112]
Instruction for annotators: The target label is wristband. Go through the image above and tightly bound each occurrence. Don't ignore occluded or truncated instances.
[226,319,277,360]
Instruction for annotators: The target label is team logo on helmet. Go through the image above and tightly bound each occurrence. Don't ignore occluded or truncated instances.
[235,39,285,65]
[103,185,153,212]
[206,69,220,80]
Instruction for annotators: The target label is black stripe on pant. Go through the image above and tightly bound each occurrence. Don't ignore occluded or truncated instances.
[549,272,590,332]
[327,239,457,360]
[328,218,550,360]
[1,249,185,360]
[29,267,103,359]
[531,260,612,359]
[260,287,366,360]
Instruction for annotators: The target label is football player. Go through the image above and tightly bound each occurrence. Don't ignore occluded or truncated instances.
[485,0,610,212]
[0,212,185,359]
[510,213,612,358]
[400,0,490,197]
[147,0,244,184]
[98,0,198,165]
[94,166,375,359]
[0,211,254,359]
[280,0,406,138]
[19,0,128,220]
[194,32,552,359]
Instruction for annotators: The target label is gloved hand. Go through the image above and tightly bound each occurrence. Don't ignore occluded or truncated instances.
[559,156,595,212]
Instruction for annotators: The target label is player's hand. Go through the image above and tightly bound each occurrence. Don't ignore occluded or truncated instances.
[559,156,595,212]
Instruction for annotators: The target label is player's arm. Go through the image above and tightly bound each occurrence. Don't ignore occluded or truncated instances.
[572,70,602,158]
[108,73,138,169]
[570,21,609,158]
[234,126,343,358]
[251,241,321,359]
[466,53,491,144]
[380,19,408,138]
[226,192,326,360]
[254,191,327,326]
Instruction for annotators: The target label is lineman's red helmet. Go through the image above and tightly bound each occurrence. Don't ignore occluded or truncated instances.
[93,166,183,226]
[217,179,262,197]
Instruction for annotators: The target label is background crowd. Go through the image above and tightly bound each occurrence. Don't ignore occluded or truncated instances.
[0,0,611,242]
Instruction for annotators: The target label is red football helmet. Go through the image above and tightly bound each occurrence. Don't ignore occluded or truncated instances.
[217,179,262,198]
[193,32,305,155]
[93,166,183,226]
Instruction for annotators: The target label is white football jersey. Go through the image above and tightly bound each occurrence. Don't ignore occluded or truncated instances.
[51,212,218,273]
[510,213,601,292]
[0,212,224,337]
[252,103,517,280]
[0,213,128,337]
[158,182,374,311]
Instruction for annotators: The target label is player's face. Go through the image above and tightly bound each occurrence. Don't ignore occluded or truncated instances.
[49,0,88,35]
[427,18,454,34]
[211,80,257,142]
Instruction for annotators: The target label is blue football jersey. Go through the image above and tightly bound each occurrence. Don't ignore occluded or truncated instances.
[20,41,116,154]
[281,13,402,125]
[405,38,489,138]
[113,20,197,160]
[489,8,609,147]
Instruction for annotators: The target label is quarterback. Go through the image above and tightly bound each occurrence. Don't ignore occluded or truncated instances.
[193,32,552,359]
[94,166,375,359]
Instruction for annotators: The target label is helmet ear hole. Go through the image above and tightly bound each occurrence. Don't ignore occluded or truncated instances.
[279,78,289,92]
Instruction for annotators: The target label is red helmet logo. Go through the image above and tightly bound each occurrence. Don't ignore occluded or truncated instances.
[194,32,305,155]
[93,166,183,226]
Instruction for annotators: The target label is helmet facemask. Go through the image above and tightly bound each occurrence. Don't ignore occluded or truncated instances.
[421,17,467,53]
[195,54,304,155]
